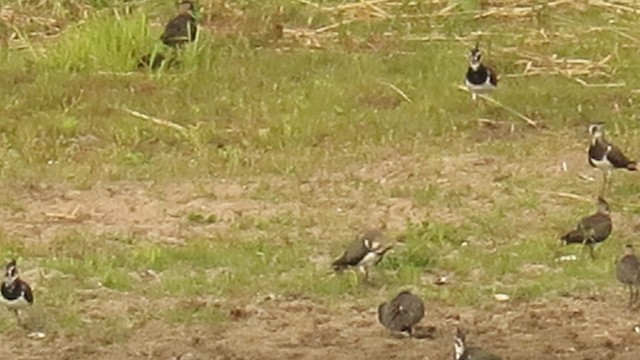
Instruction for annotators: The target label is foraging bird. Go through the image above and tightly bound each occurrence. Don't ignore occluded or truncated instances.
[465,43,498,101]
[616,244,640,309]
[332,229,393,281]
[588,123,636,196]
[161,1,198,48]
[454,327,502,360]
[560,197,612,259]
[1,260,33,325]
[378,290,425,336]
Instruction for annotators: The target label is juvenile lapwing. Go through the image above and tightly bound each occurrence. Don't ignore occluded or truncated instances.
[588,123,636,196]
[161,1,198,48]
[332,229,393,282]
[560,196,612,259]
[465,43,498,101]
[378,290,425,337]
[616,244,640,309]
[1,260,33,325]
[454,327,502,360]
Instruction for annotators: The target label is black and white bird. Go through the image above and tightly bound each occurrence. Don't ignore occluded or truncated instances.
[378,290,425,337]
[454,327,502,360]
[465,43,498,101]
[560,197,612,259]
[616,244,640,309]
[588,123,636,196]
[332,229,393,281]
[1,259,34,324]
[161,1,198,48]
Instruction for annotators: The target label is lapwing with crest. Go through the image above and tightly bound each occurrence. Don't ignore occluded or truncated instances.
[465,43,498,101]
[454,327,502,360]
[1,259,33,325]
[616,244,640,309]
[378,290,425,337]
[588,123,636,196]
[560,197,612,259]
[332,229,393,282]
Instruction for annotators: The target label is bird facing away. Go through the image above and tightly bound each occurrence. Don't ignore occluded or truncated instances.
[616,244,640,309]
[331,229,393,281]
[161,1,198,48]
[560,197,612,259]
[454,327,502,360]
[588,123,637,196]
[1,259,34,325]
[378,290,425,336]
[465,43,498,101]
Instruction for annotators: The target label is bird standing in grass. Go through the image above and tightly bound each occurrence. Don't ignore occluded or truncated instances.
[616,244,640,309]
[588,123,637,196]
[161,1,198,48]
[378,290,425,337]
[560,197,612,259]
[465,43,498,101]
[332,229,393,282]
[454,327,502,360]
[138,1,198,70]
[1,260,33,325]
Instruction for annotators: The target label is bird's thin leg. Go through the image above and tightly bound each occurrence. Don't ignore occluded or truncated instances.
[13,309,22,325]
[363,266,370,283]
[633,286,640,309]
[598,172,607,198]
[604,171,612,196]
[588,245,596,260]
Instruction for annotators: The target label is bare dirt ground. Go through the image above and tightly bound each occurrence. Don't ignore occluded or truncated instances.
[3,294,640,359]
[1,145,640,359]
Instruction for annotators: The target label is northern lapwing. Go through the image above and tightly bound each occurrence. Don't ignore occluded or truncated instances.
[1,260,33,325]
[465,43,498,101]
[332,229,393,282]
[454,327,502,360]
[588,123,637,196]
[378,290,425,337]
[560,196,612,259]
[616,244,640,309]
[161,1,198,48]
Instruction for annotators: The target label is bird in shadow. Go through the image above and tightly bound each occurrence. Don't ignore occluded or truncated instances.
[378,290,434,339]
[616,244,640,309]
[560,196,612,259]
[137,1,198,71]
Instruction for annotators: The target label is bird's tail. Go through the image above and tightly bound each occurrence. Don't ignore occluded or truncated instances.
[628,161,637,171]
[331,257,348,271]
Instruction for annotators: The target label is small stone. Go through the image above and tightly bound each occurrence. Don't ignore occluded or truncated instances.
[434,276,448,286]
[27,331,46,339]
[494,293,510,302]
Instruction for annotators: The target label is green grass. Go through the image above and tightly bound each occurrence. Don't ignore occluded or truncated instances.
[0,0,639,342]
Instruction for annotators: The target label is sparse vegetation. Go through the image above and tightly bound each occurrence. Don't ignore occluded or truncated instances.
[1,0,640,358]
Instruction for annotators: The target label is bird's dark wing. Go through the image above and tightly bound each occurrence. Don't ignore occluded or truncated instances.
[486,65,498,86]
[389,292,424,331]
[332,239,367,269]
[579,213,612,243]
[20,281,33,304]
[161,14,197,46]
[607,144,636,170]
